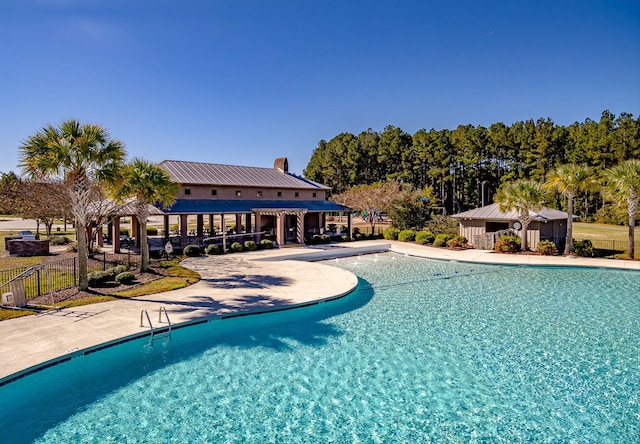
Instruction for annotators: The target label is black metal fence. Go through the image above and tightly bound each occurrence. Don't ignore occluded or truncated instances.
[0,253,139,300]
[574,238,640,259]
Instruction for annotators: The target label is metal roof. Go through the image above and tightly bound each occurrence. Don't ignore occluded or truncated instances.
[156,199,351,214]
[451,203,568,221]
[158,160,329,190]
[87,198,165,216]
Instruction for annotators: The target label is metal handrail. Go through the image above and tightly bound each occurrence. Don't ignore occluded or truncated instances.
[140,307,172,344]
[140,309,153,330]
[158,306,172,336]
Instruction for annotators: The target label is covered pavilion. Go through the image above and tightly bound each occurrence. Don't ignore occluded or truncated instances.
[105,157,352,252]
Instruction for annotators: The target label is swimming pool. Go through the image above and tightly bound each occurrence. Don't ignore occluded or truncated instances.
[1,253,638,442]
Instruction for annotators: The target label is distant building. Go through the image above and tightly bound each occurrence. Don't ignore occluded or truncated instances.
[451,203,568,250]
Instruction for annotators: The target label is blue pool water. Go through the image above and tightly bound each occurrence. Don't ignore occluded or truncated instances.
[1,253,639,443]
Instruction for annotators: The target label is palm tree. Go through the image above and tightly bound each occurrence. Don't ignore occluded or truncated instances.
[494,179,546,252]
[546,164,599,254]
[603,159,640,259]
[19,120,126,290]
[109,158,178,271]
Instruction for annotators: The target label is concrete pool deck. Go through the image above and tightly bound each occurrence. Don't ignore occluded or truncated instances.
[1,240,638,384]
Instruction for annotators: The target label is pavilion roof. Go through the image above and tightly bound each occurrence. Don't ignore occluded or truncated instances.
[158,160,329,190]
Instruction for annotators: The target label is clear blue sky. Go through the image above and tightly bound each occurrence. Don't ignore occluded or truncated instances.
[1,0,638,177]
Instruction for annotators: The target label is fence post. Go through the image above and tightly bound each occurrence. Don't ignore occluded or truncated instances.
[103,252,106,271]
[74,257,77,285]
[37,268,42,297]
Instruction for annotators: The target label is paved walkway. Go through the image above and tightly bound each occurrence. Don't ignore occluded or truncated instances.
[1,240,638,384]
[0,250,361,383]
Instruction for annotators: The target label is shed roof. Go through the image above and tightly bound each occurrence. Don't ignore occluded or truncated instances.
[451,203,568,221]
[158,160,329,190]
[156,199,351,215]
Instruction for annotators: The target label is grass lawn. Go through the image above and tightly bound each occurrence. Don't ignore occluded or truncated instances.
[572,222,639,241]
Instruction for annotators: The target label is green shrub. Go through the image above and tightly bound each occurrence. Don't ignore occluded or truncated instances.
[183,245,202,256]
[105,264,129,280]
[572,239,594,257]
[260,239,274,249]
[244,240,258,251]
[415,231,435,245]
[383,227,400,240]
[320,234,331,244]
[205,244,221,255]
[230,242,243,253]
[119,228,129,236]
[447,235,468,249]
[433,233,454,247]
[341,235,351,242]
[49,235,71,245]
[536,240,557,256]
[88,270,111,287]
[67,241,78,252]
[91,265,128,284]
[398,229,416,242]
[146,227,158,235]
[494,235,521,253]
[425,215,459,237]
[115,271,135,284]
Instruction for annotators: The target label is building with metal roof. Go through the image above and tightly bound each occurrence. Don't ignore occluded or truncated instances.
[451,203,568,251]
[113,157,352,250]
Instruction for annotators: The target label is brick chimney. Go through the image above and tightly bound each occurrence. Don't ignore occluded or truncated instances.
[274,157,288,172]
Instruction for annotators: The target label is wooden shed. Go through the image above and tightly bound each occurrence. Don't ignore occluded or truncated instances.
[451,203,568,251]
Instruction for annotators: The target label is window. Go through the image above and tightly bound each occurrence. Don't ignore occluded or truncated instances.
[294,192,299,197]
[236,190,242,197]
[184,188,191,196]
[257,191,263,197]
[211,189,217,196]
[312,192,316,198]
[277,191,282,197]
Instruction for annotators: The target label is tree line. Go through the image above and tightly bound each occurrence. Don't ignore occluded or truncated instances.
[303,110,639,221]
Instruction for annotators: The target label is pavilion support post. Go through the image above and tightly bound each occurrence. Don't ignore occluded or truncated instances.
[96,224,104,247]
[163,215,169,241]
[197,214,204,241]
[180,214,188,247]
[131,216,139,247]
[235,214,242,233]
[107,220,113,244]
[221,214,227,251]
[113,216,121,253]
[208,214,214,235]
[297,214,304,245]
[276,214,285,246]
[347,212,353,240]
[245,212,252,234]
[255,213,262,242]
